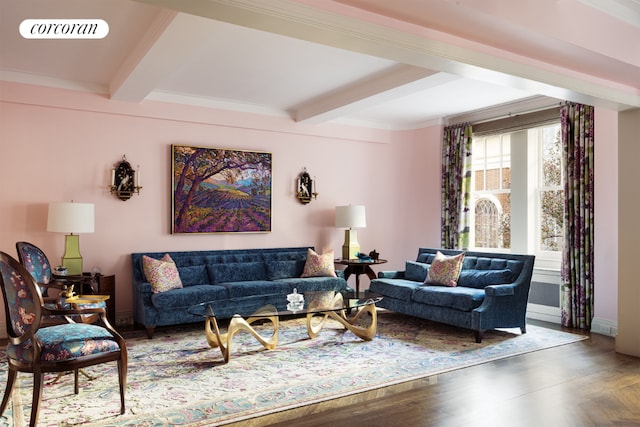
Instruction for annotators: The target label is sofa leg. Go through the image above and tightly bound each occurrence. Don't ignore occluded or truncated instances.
[145,326,155,339]
[474,330,483,343]
[520,325,527,334]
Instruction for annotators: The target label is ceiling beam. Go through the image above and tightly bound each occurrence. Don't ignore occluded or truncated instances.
[135,0,639,110]
[109,11,213,102]
[295,65,445,123]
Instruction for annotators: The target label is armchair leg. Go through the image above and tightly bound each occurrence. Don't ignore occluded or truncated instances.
[118,359,127,414]
[30,372,44,427]
[474,330,483,343]
[74,368,80,394]
[0,369,16,416]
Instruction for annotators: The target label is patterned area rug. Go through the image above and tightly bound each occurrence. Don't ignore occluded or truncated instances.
[1,311,587,426]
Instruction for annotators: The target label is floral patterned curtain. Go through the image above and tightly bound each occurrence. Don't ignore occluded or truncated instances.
[560,103,595,329]
[441,123,473,249]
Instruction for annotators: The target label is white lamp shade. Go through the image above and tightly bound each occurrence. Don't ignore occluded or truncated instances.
[335,205,366,228]
[47,202,95,234]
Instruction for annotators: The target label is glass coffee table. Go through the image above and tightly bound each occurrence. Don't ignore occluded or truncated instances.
[188,292,381,363]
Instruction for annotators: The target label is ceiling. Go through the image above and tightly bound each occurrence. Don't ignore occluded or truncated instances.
[1,0,639,130]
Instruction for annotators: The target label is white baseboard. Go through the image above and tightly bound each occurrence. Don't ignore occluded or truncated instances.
[527,304,618,337]
[590,317,618,337]
[527,303,561,324]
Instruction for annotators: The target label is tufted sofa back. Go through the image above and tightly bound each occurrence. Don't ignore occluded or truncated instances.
[131,247,313,286]
[415,247,534,291]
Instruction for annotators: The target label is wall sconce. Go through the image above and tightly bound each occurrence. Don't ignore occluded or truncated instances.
[296,167,318,204]
[109,155,142,201]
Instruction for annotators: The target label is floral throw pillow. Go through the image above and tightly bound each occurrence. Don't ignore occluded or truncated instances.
[301,248,337,278]
[143,254,183,294]
[424,251,465,287]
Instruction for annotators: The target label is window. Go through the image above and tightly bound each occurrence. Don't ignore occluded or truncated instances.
[470,123,563,268]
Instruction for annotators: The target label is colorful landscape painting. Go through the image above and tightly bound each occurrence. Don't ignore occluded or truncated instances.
[172,145,272,233]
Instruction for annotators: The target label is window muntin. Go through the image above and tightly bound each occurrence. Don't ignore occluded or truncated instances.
[472,134,511,250]
[470,123,563,266]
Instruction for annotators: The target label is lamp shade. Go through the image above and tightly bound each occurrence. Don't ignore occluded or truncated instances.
[335,205,366,228]
[47,202,95,234]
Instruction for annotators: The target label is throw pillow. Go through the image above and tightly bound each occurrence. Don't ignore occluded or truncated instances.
[424,251,465,287]
[143,254,183,294]
[301,248,337,278]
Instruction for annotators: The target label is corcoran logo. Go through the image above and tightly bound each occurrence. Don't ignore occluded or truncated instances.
[19,19,109,39]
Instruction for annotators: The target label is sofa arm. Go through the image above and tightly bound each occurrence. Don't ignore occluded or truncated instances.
[484,284,515,297]
[377,271,405,279]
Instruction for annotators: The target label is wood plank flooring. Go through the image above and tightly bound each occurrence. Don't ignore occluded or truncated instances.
[229,321,640,427]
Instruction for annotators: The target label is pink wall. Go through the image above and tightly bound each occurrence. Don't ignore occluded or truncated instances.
[593,108,618,324]
[0,81,621,335]
[0,81,441,329]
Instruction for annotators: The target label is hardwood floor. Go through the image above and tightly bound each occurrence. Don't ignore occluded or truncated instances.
[229,321,640,427]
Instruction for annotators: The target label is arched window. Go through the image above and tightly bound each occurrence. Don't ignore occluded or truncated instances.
[475,198,501,248]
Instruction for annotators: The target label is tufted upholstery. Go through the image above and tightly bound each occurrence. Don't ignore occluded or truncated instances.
[131,247,350,338]
[371,247,535,342]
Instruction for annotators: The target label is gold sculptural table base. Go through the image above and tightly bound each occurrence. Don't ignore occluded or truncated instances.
[306,293,377,341]
[201,293,378,363]
[205,305,279,363]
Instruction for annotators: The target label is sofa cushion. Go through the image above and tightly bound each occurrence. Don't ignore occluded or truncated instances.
[220,280,292,298]
[424,251,465,287]
[207,262,267,283]
[143,254,183,294]
[457,269,512,289]
[412,285,485,312]
[177,265,208,287]
[301,248,337,278]
[405,261,429,282]
[265,260,305,280]
[276,276,347,293]
[151,284,229,309]
[369,279,422,301]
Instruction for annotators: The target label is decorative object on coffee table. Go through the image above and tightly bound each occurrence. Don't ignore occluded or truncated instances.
[287,288,305,311]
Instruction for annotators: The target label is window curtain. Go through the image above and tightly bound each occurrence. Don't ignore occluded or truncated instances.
[441,123,473,249]
[560,103,595,329]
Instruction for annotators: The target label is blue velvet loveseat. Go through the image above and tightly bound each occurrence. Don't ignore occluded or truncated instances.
[132,247,349,338]
[369,248,535,342]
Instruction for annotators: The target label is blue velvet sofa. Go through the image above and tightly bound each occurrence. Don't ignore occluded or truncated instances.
[369,248,535,342]
[132,247,349,338]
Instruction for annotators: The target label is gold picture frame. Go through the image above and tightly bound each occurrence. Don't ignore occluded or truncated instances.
[171,144,272,234]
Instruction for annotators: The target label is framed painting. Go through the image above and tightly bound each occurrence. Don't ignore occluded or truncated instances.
[172,144,272,233]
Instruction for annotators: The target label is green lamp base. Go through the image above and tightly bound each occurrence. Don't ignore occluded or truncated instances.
[61,234,83,275]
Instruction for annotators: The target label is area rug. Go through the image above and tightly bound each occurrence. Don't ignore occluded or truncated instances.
[1,311,587,427]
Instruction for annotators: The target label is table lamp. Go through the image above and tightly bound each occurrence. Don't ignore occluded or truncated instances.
[335,205,366,260]
[47,202,95,275]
